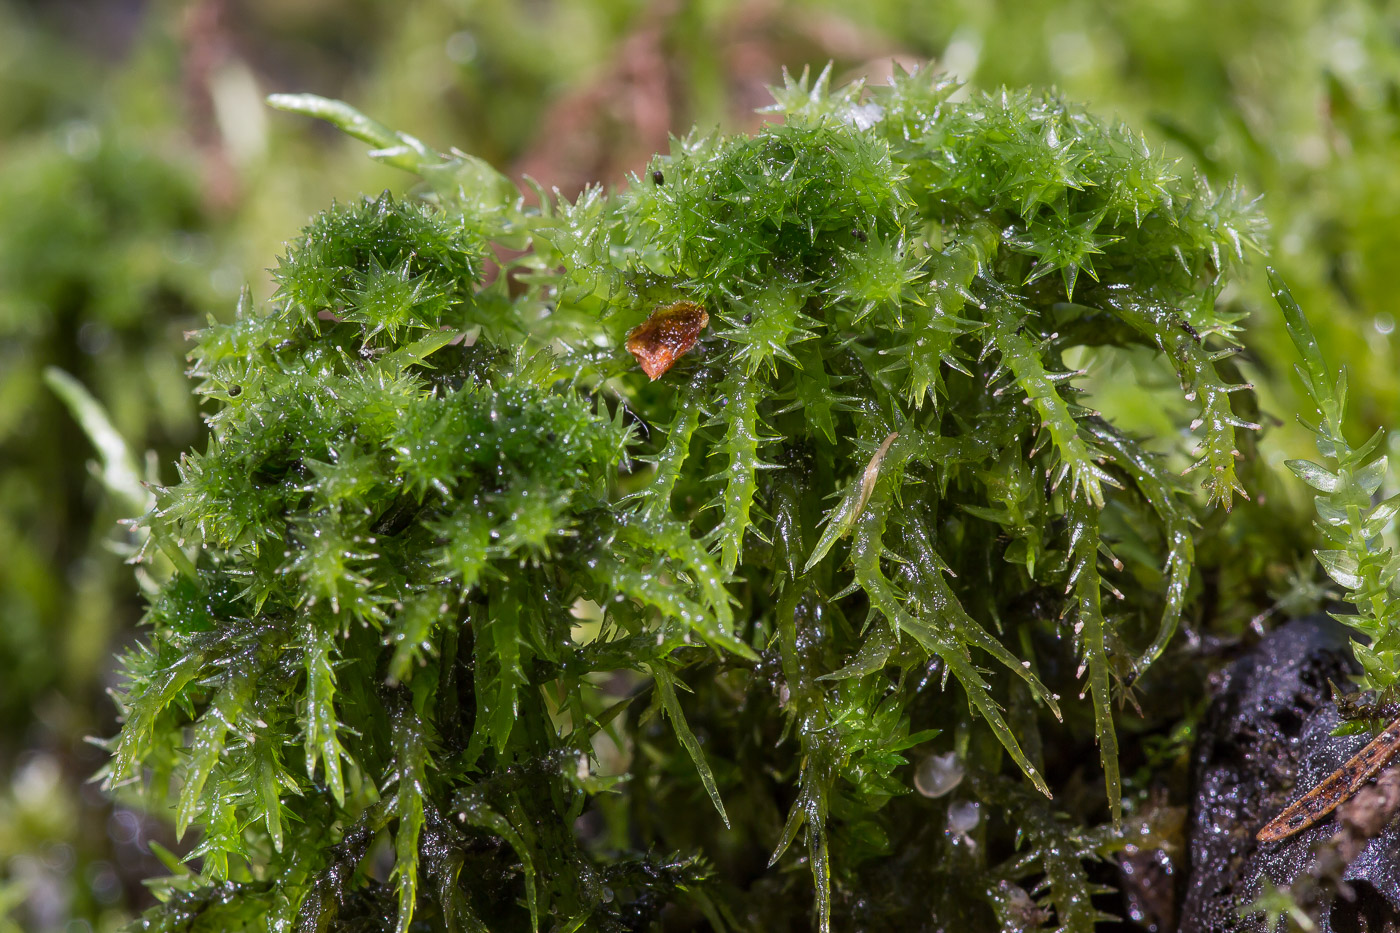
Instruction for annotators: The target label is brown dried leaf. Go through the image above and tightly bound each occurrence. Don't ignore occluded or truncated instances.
[625,301,709,380]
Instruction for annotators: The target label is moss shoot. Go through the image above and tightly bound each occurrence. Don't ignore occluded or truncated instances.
[112,67,1273,931]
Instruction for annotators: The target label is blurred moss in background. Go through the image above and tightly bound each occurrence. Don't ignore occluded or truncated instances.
[0,7,218,930]
[0,0,1395,929]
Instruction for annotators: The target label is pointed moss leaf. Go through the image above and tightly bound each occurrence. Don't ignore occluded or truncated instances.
[251,737,294,854]
[44,367,153,516]
[634,387,702,521]
[719,287,818,377]
[889,728,941,753]
[815,626,895,681]
[267,94,438,174]
[804,481,863,573]
[454,789,540,932]
[1086,421,1196,678]
[175,721,227,839]
[380,328,464,374]
[1352,642,1393,687]
[607,561,753,660]
[709,374,772,574]
[901,517,1062,718]
[1269,267,1332,413]
[792,342,839,442]
[1353,426,1388,463]
[302,625,349,807]
[110,651,203,786]
[386,593,445,685]
[804,431,902,573]
[1365,494,1400,538]
[613,514,745,655]
[1069,497,1122,826]
[175,673,254,838]
[391,707,431,933]
[1356,456,1388,497]
[1315,549,1363,589]
[1097,290,1249,508]
[1286,459,1340,492]
[848,465,1051,796]
[1315,495,1350,527]
[146,841,188,877]
[467,595,528,762]
[993,319,1110,508]
[650,663,731,828]
[923,634,1050,799]
[767,763,832,932]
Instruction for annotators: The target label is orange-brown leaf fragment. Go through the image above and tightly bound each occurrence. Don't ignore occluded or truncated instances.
[1256,714,1400,843]
[626,301,708,380]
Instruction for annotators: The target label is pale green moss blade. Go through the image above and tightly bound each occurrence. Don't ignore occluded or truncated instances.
[266,93,436,173]
[993,319,1113,508]
[391,708,429,933]
[175,674,253,839]
[649,663,731,828]
[1098,291,1253,509]
[455,790,540,932]
[109,650,203,786]
[850,482,1051,797]
[302,624,349,808]
[1069,497,1122,826]
[708,374,774,574]
[44,367,153,516]
[633,386,702,521]
[251,738,289,854]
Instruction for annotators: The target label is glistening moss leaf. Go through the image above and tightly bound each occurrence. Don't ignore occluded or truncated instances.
[847,446,1052,797]
[1275,268,1400,692]
[1068,496,1122,827]
[650,662,731,828]
[174,672,253,839]
[302,624,349,808]
[115,74,1269,932]
[43,367,153,516]
[391,704,431,933]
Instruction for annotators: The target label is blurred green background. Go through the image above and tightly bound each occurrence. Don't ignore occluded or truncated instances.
[0,0,1395,929]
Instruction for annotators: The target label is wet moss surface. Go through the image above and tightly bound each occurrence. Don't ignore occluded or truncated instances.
[98,71,1400,932]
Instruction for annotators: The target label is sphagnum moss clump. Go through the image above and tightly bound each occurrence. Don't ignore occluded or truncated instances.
[113,66,1265,931]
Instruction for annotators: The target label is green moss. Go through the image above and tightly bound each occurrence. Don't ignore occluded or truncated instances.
[1274,270,1400,693]
[114,69,1273,931]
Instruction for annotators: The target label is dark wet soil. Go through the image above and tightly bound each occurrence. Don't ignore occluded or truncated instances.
[1181,616,1400,932]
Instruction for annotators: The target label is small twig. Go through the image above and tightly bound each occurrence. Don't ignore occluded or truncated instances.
[1257,713,1400,843]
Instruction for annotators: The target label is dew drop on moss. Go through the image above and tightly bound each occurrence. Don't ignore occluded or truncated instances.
[914,751,964,798]
[946,800,980,835]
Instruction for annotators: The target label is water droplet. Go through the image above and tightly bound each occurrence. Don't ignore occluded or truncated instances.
[946,800,981,834]
[914,751,964,798]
